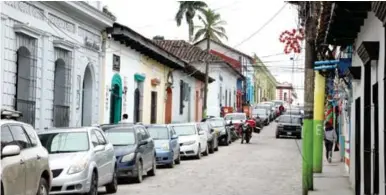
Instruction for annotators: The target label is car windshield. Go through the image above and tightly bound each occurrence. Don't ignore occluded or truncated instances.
[172,125,196,136]
[39,132,89,153]
[252,109,266,116]
[224,114,246,120]
[208,119,224,127]
[147,127,169,140]
[279,116,301,124]
[273,101,283,106]
[105,130,136,146]
[285,110,301,115]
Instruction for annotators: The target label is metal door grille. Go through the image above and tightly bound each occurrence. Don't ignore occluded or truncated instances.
[53,47,72,127]
[15,34,38,127]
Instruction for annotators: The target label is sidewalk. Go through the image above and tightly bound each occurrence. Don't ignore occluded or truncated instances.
[309,151,353,195]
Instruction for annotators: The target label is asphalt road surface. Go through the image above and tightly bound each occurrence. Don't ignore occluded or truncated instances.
[99,122,302,195]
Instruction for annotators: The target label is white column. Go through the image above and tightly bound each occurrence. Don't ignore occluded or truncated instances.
[39,33,49,130]
[71,48,78,126]
[0,13,7,109]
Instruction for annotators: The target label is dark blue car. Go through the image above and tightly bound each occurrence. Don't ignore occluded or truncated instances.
[146,125,181,168]
[104,124,156,183]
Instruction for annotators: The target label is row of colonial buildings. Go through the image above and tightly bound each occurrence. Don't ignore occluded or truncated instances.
[0,1,278,129]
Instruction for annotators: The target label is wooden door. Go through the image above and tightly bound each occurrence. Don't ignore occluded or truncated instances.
[165,87,172,123]
[195,91,199,121]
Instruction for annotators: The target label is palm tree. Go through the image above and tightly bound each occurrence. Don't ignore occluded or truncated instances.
[175,1,208,42]
[193,9,228,118]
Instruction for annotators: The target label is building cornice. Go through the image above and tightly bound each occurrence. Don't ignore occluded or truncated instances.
[14,24,45,39]
[42,1,114,30]
[53,39,79,51]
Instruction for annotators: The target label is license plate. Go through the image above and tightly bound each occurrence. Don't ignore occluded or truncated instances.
[287,132,292,135]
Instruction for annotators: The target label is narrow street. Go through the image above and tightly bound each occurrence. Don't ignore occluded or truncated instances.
[101,123,302,195]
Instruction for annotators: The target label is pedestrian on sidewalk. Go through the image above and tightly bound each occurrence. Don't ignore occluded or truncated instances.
[324,121,337,163]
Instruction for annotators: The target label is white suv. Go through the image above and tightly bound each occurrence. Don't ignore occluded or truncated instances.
[1,109,52,195]
[170,123,208,159]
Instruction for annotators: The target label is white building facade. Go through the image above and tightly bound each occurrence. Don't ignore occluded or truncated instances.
[346,10,385,195]
[0,1,114,129]
[195,39,254,110]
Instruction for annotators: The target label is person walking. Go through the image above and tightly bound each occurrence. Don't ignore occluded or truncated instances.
[324,122,337,163]
[279,104,285,115]
[120,114,130,123]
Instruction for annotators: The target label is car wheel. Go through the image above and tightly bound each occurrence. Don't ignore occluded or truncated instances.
[224,135,230,146]
[196,145,202,159]
[37,177,49,195]
[275,132,280,139]
[134,161,143,183]
[105,168,118,193]
[175,153,181,164]
[203,145,209,156]
[86,172,98,195]
[147,156,156,176]
[209,142,214,154]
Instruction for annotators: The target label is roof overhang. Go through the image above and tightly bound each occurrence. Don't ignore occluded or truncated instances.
[357,41,379,65]
[185,65,215,83]
[107,23,186,70]
[318,2,371,46]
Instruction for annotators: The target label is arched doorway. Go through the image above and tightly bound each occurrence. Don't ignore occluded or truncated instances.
[134,88,140,123]
[81,65,93,126]
[110,74,122,124]
[165,87,173,123]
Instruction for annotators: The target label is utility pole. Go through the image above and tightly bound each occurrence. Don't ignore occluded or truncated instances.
[202,37,211,118]
[302,1,316,194]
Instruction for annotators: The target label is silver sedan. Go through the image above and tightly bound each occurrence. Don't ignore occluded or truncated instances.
[38,127,118,195]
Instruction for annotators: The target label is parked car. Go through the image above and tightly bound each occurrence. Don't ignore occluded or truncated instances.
[283,108,303,119]
[145,124,181,168]
[255,104,274,121]
[198,122,219,153]
[202,117,231,146]
[104,125,156,183]
[170,123,208,159]
[99,123,134,131]
[260,101,277,116]
[1,109,52,195]
[38,127,117,194]
[251,108,270,126]
[275,115,303,139]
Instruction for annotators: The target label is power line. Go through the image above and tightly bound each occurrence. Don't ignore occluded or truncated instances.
[232,3,288,49]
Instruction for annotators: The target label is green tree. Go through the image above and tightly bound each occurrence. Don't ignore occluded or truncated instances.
[175,1,208,42]
[193,9,228,118]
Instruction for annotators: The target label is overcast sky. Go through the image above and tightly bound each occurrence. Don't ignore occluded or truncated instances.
[104,0,305,104]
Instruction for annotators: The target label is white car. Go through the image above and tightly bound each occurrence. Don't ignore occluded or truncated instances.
[170,123,208,159]
[38,127,117,194]
[1,109,52,195]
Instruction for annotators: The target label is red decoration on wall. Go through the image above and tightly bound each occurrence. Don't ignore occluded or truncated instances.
[279,28,304,54]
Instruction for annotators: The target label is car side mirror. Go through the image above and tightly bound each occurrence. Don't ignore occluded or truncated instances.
[139,140,148,146]
[198,131,205,135]
[1,145,21,158]
[171,134,179,140]
[94,145,105,153]
[210,129,214,133]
